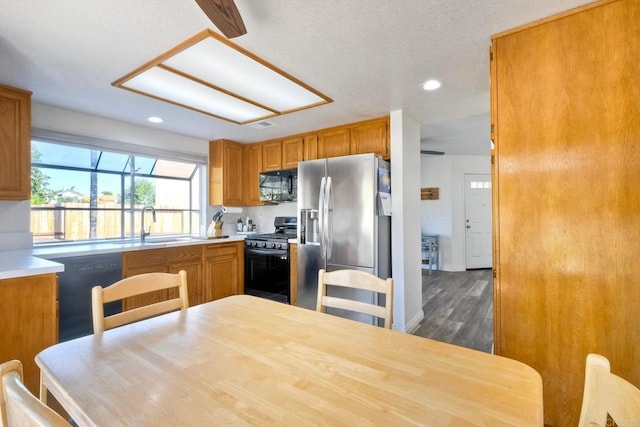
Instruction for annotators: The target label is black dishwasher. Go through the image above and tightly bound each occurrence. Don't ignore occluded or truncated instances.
[50,253,123,342]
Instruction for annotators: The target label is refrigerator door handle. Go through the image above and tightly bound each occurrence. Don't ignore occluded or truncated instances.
[325,176,334,259]
[318,176,327,251]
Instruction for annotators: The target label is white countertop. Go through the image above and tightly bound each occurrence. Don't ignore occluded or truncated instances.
[0,250,64,280]
[1,235,247,280]
[33,235,246,259]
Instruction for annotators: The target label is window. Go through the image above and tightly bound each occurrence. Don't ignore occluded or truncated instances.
[470,180,491,189]
[31,140,203,244]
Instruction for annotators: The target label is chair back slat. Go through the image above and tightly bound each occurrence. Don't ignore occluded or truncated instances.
[578,353,640,427]
[92,270,189,334]
[1,360,70,427]
[316,269,393,329]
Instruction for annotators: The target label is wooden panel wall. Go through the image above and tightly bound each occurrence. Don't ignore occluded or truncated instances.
[491,1,640,425]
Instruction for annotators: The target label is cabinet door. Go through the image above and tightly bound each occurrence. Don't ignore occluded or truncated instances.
[318,128,350,159]
[289,243,298,306]
[204,242,243,302]
[0,273,57,395]
[281,137,303,168]
[122,249,168,310]
[350,119,389,159]
[223,141,244,205]
[303,134,318,161]
[167,245,203,307]
[209,139,243,206]
[243,143,263,206]
[262,140,282,171]
[0,85,31,200]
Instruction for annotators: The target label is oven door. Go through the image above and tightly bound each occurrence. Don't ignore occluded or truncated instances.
[244,247,290,303]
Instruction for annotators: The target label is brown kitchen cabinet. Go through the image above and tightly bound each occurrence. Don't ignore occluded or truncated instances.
[243,143,263,206]
[203,241,244,301]
[491,1,640,425]
[209,139,244,206]
[262,140,282,171]
[289,243,298,306]
[350,118,389,159]
[0,84,32,200]
[281,137,304,168]
[0,273,58,395]
[167,245,204,307]
[122,249,170,310]
[123,242,244,309]
[317,127,350,159]
[303,134,318,161]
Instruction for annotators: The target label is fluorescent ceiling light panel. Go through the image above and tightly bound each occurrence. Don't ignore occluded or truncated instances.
[113,29,332,124]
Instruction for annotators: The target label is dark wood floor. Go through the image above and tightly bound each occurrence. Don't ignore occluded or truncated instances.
[412,268,494,353]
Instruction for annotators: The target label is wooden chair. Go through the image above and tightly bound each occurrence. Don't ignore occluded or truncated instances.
[92,270,189,334]
[578,353,640,427]
[1,360,69,427]
[316,269,393,329]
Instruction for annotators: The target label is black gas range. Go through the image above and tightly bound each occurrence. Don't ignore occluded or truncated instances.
[244,216,297,303]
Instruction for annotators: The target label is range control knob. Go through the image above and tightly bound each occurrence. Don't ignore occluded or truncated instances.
[260,242,267,248]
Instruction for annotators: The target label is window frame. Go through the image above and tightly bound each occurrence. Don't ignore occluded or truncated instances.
[30,138,205,245]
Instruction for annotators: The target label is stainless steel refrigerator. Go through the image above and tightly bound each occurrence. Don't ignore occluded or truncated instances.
[297,153,391,324]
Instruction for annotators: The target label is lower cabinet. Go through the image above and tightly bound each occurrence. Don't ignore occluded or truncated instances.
[122,241,244,310]
[122,249,170,311]
[204,242,244,301]
[0,273,58,395]
[167,245,204,307]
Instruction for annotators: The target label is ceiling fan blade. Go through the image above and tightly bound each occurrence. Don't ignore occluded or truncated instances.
[195,0,247,38]
[421,150,445,155]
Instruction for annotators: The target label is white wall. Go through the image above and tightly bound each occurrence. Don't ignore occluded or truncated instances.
[420,155,490,271]
[390,110,424,333]
[205,202,297,237]
[0,103,209,250]
[32,103,208,155]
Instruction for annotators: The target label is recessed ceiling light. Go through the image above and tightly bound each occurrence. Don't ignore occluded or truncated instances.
[147,116,164,123]
[422,80,442,91]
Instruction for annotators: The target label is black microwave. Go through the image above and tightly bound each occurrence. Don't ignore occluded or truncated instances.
[259,168,297,203]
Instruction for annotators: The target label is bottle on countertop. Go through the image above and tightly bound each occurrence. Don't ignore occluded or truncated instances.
[236,218,243,232]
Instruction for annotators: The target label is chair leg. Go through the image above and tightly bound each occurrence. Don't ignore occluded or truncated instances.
[39,373,48,404]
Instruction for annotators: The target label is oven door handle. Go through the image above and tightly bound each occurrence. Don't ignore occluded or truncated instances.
[245,248,289,258]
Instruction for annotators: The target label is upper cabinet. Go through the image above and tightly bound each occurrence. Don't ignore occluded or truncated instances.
[207,116,389,207]
[243,143,263,206]
[0,85,32,200]
[350,118,389,159]
[262,140,282,172]
[317,117,390,160]
[209,139,243,206]
[262,136,304,171]
[303,134,318,161]
[318,128,350,159]
[281,137,304,168]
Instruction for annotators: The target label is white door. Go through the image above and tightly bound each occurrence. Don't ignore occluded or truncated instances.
[464,174,492,269]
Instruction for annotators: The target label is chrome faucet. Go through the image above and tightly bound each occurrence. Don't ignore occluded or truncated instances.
[141,205,156,242]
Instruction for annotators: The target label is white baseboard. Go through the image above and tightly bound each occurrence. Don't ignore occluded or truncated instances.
[393,309,425,334]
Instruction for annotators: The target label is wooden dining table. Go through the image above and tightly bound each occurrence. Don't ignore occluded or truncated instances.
[36,295,543,426]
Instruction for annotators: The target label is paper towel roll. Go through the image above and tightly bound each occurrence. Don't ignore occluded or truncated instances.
[221,206,243,214]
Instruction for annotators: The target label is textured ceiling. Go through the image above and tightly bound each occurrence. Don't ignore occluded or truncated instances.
[0,0,592,155]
